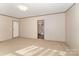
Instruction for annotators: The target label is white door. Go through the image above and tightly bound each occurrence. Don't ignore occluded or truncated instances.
[13,21,19,38]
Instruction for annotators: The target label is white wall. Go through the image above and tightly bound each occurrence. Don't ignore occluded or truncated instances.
[0,15,12,41]
[20,17,37,39]
[20,13,65,42]
[66,4,79,49]
[0,15,19,41]
[44,14,65,42]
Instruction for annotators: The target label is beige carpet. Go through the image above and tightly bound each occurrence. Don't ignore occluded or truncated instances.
[15,45,66,56]
[5,45,78,56]
[0,37,78,56]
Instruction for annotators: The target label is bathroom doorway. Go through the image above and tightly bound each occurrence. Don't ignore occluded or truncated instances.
[37,20,44,39]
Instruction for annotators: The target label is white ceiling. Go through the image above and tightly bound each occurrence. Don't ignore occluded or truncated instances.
[0,3,73,18]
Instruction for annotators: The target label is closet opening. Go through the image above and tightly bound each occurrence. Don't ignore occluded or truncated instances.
[37,20,44,39]
[12,20,19,38]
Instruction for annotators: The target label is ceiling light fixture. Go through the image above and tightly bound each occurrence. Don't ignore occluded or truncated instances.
[18,5,28,11]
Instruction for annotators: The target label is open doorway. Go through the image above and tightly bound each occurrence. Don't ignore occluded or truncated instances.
[12,20,19,38]
[37,20,44,39]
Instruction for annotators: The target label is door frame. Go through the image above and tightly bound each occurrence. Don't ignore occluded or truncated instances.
[37,20,44,39]
[12,20,19,38]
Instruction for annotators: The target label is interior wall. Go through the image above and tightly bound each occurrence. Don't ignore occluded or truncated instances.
[0,15,19,41]
[66,4,79,49]
[44,13,65,42]
[20,13,65,42]
[19,17,37,39]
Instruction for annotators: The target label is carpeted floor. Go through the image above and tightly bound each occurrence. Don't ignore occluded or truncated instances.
[0,37,78,56]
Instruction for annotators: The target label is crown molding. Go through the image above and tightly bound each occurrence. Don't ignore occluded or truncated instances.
[19,12,65,19]
[0,14,20,19]
[64,3,75,13]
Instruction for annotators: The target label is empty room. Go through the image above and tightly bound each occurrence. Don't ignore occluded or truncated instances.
[0,3,79,56]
